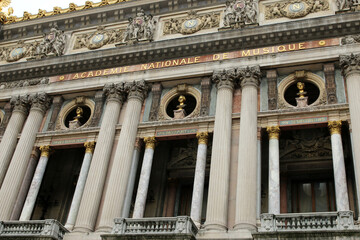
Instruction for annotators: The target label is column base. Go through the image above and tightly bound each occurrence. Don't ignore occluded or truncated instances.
[233,222,257,232]
[72,225,93,233]
[197,229,253,240]
[203,221,227,232]
[95,225,112,233]
[64,223,74,231]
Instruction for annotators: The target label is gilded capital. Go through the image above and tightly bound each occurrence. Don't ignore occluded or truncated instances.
[340,54,360,78]
[10,94,30,114]
[212,68,236,90]
[125,80,150,102]
[238,66,262,88]
[196,131,209,145]
[29,92,51,113]
[267,126,280,139]
[84,141,96,154]
[39,145,51,157]
[328,120,342,135]
[103,82,126,103]
[144,136,157,149]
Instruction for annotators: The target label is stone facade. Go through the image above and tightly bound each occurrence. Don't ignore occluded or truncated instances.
[0,0,360,240]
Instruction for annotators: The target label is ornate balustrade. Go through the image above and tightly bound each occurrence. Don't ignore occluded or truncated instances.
[102,216,198,240]
[259,211,354,232]
[0,219,68,240]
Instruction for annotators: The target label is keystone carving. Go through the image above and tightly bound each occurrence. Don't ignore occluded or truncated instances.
[103,82,127,103]
[74,26,123,50]
[237,66,262,88]
[340,53,360,77]
[119,9,157,45]
[265,0,329,20]
[222,0,258,29]
[212,68,236,89]
[125,80,150,102]
[29,92,51,113]
[163,10,220,35]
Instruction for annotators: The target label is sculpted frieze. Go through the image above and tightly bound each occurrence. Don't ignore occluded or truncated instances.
[74,26,123,50]
[265,0,329,20]
[0,77,49,90]
[341,34,360,45]
[163,10,220,35]
[0,40,38,62]
[336,0,360,11]
[222,0,258,29]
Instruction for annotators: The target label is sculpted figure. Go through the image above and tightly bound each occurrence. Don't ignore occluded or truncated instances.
[123,17,134,42]
[22,11,31,20]
[245,0,257,24]
[337,0,352,10]
[34,24,66,58]
[223,1,235,26]
[68,3,77,12]
[144,14,156,40]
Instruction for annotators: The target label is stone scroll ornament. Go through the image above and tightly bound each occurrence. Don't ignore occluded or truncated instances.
[74,26,123,50]
[163,10,220,35]
[118,9,157,45]
[222,0,258,29]
[265,0,329,20]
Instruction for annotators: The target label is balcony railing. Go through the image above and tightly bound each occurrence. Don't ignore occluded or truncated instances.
[0,219,68,240]
[101,216,198,240]
[259,211,354,232]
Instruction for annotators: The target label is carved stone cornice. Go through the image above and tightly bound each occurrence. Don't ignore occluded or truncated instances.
[340,53,360,78]
[10,95,30,114]
[125,80,149,102]
[237,66,261,88]
[103,82,126,103]
[29,92,51,113]
[39,145,51,158]
[267,126,280,139]
[84,141,96,154]
[196,131,209,145]
[144,136,156,149]
[211,68,236,90]
[328,120,342,135]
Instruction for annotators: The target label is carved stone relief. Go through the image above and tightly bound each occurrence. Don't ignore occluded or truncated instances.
[0,77,49,90]
[336,0,360,11]
[0,40,38,62]
[341,34,360,45]
[74,26,123,50]
[163,10,220,35]
[222,0,258,29]
[265,0,329,20]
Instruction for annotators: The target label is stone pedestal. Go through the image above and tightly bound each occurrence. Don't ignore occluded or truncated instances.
[328,121,350,211]
[190,132,208,227]
[132,137,156,218]
[173,109,186,119]
[20,146,50,221]
[0,93,50,220]
[296,96,308,107]
[267,126,280,215]
[69,120,81,129]
[234,66,261,231]
[65,142,95,230]
[73,83,125,233]
[204,69,235,231]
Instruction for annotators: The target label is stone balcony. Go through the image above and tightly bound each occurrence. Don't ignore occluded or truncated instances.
[253,211,360,240]
[101,216,198,240]
[0,219,68,240]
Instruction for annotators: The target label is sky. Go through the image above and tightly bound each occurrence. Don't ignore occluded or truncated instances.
[4,0,92,17]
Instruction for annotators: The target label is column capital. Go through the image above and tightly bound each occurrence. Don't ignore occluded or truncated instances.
[196,131,209,145]
[29,93,51,113]
[266,126,280,139]
[340,54,360,78]
[144,136,156,149]
[10,95,30,114]
[238,66,262,88]
[84,141,96,154]
[39,145,51,158]
[328,120,342,135]
[212,68,236,90]
[103,82,126,103]
[125,80,150,102]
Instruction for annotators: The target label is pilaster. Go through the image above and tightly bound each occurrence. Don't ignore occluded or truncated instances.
[149,83,163,121]
[266,70,277,110]
[323,63,338,104]
[47,96,64,131]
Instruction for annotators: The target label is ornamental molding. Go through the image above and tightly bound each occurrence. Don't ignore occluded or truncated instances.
[341,34,360,45]
[163,10,220,35]
[265,0,329,20]
[0,77,49,90]
[74,26,123,50]
[277,71,326,109]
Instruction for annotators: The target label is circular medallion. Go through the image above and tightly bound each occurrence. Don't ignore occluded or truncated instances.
[183,19,199,29]
[91,34,105,44]
[10,47,24,58]
[288,2,305,12]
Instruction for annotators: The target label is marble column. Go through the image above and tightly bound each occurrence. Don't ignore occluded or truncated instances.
[234,66,261,231]
[328,121,350,211]
[266,126,280,214]
[97,80,149,232]
[73,83,126,233]
[65,141,95,230]
[0,93,50,220]
[122,138,142,218]
[204,69,235,231]
[340,54,360,216]
[132,136,157,218]
[20,145,51,221]
[0,95,29,186]
[190,132,208,227]
[10,149,39,220]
